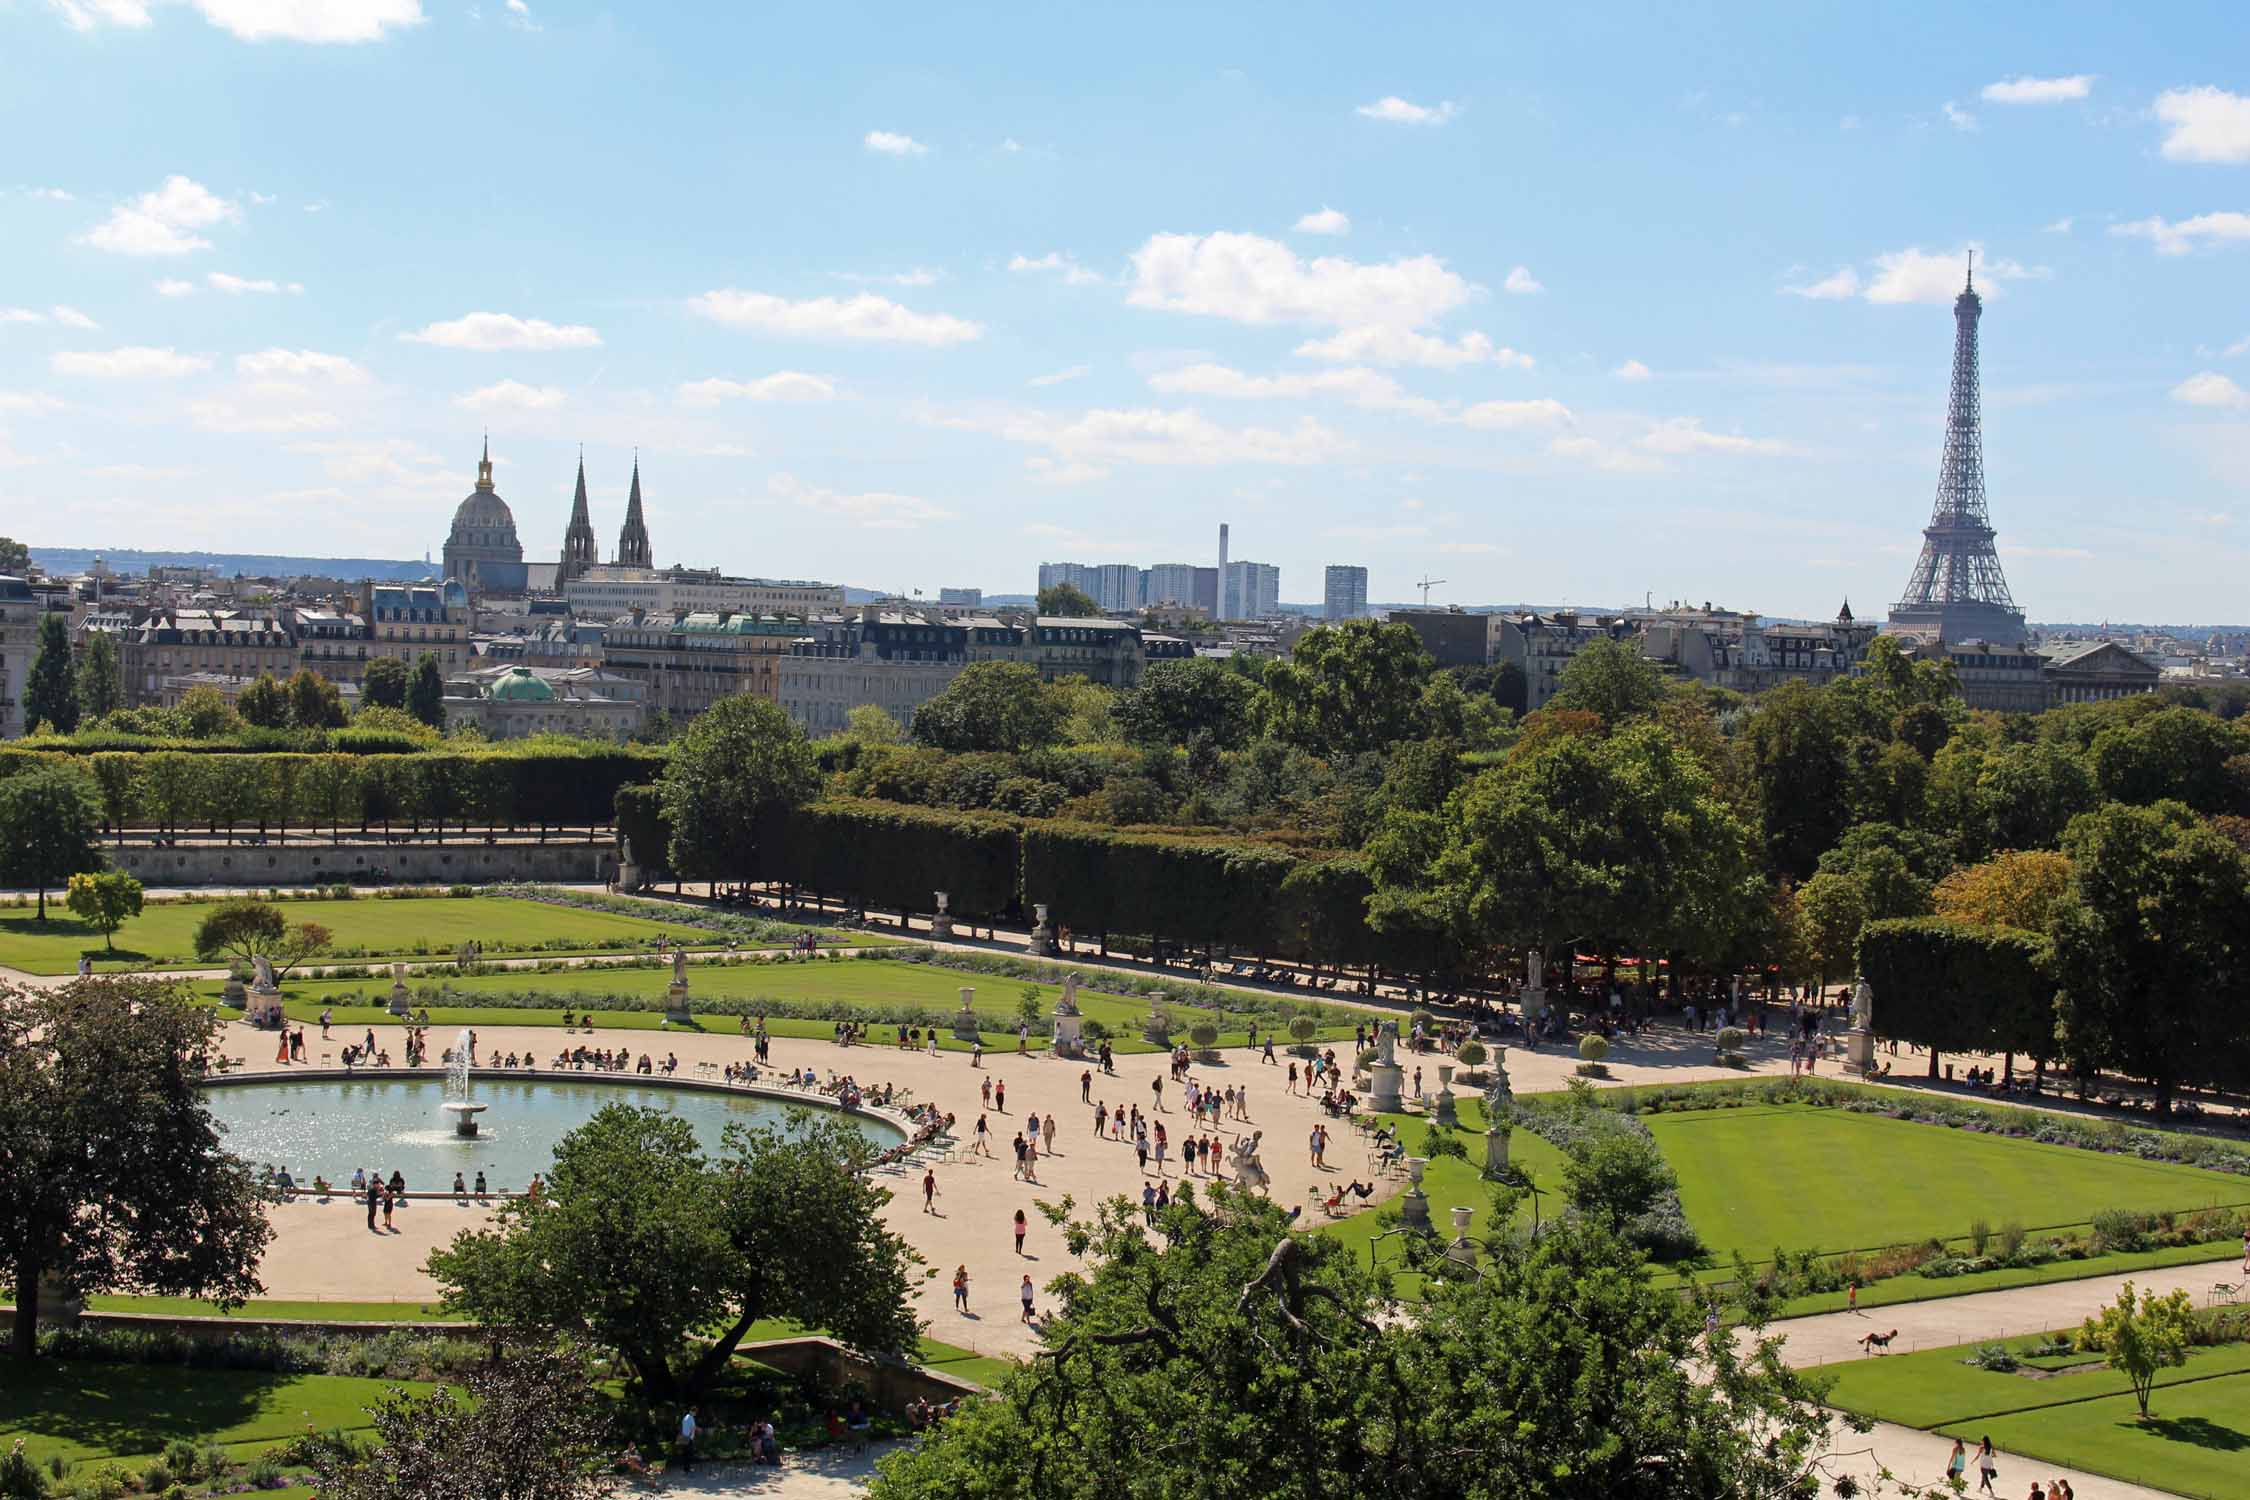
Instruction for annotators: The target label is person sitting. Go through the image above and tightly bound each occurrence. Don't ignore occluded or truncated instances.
[1322,1185,1346,1214]
[617,1443,654,1484]
[1857,1328,1899,1354]
[1345,1179,1377,1200]
[754,1417,780,1465]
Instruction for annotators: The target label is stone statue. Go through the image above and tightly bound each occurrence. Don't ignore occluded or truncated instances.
[1057,973,1081,1015]
[251,954,278,992]
[673,949,689,986]
[1482,1045,1514,1114]
[619,833,635,868]
[1525,948,1543,992]
[1851,976,1873,1032]
[1374,1018,1398,1066]
[1230,1131,1270,1193]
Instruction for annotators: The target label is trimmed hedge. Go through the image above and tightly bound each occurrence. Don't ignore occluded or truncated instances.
[1858,917,2057,1075]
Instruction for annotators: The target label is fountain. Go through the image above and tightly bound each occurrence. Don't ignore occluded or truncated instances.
[440,1029,487,1138]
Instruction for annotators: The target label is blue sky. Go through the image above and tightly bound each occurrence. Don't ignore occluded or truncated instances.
[4,1,2249,622]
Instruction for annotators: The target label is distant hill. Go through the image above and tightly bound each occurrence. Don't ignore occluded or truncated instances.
[32,547,437,583]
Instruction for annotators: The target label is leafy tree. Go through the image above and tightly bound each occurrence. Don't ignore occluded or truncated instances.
[310,1347,619,1500]
[1932,849,2073,933]
[659,693,818,882]
[1492,657,1529,715]
[0,764,102,920]
[1037,581,1102,617]
[73,629,123,722]
[1741,679,1854,880]
[1796,870,1869,989]
[2052,802,2250,1114]
[188,897,330,976]
[0,537,29,577]
[64,871,142,953]
[912,661,1069,753]
[87,752,137,844]
[2078,1281,2197,1419]
[235,671,290,730]
[407,651,448,730]
[287,668,347,729]
[360,655,410,710]
[302,754,360,842]
[428,1105,918,1403]
[23,613,77,735]
[1051,675,1117,745]
[1261,619,1434,758]
[870,1191,1836,1500]
[2091,706,2248,814]
[177,683,241,739]
[843,702,905,747]
[1113,657,1261,749]
[1547,635,1667,725]
[1859,918,2057,1079]
[0,976,272,1359]
[1560,1128,1677,1229]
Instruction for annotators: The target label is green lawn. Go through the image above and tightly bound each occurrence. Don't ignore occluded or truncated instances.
[0,894,708,974]
[84,1295,465,1322]
[190,957,1363,1055]
[1755,1238,2244,1318]
[1820,1330,2250,1430]
[1944,1374,2250,1500]
[1648,1104,2250,1263]
[0,1359,418,1468]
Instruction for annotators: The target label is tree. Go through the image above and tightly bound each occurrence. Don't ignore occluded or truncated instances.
[427,1105,918,1404]
[361,655,410,711]
[843,702,904,747]
[0,976,272,1359]
[2051,802,2250,1114]
[310,1348,619,1500]
[0,537,29,577]
[177,683,241,738]
[870,1191,1837,1500]
[407,651,448,729]
[235,671,291,730]
[659,693,818,882]
[23,613,77,735]
[1933,849,2074,933]
[0,764,102,920]
[1037,581,1101,617]
[64,871,142,953]
[2078,1281,2197,1419]
[1114,657,1262,750]
[73,629,123,722]
[2091,706,2248,814]
[88,752,137,843]
[303,754,360,842]
[1261,619,1434,758]
[1741,679,1854,880]
[912,661,1069,753]
[1560,1128,1677,1229]
[191,897,330,976]
[1797,870,1870,988]
[1547,635,1667,725]
[287,668,347,729]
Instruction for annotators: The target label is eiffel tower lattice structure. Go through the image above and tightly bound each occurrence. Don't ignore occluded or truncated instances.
[1886,256,2027,646]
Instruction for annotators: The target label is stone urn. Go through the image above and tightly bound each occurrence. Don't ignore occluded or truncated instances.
[951,986,983,1040]
[1028,903,1058,957]
[929,890,954,941]
[1433,1062,1458,1129]
[1400,1157,1431,1230]
[1446,1205,1478,1269]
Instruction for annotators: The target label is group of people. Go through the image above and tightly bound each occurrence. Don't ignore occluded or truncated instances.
[1945,1436,2071,1499]
[356,1167,411,1231]
[547,1045,677,1074]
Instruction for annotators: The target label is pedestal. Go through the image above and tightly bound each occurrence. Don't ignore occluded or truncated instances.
[929,892,954,941]
[1520,983,1548,1024]
[388,981,413,1018]
[1143,1008,1173,1047]
[1028,903,1058,958]
[616,861,644,894]
[1368,1060,1404,1114]
[1400,1157,1431,1231]
[665,981,692,1025]
[1846,1026,1876,1075]
[246,983,284,1029]
[221,977,247,1010]
[1484,1119,1512,1178]
[1052,1010,1085,1057]
[952,988,983,1040]
[1434,1063,1458,1129]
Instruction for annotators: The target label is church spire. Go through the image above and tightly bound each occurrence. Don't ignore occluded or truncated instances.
[475,431,495,491]
[615,452,652,569]
[559,446,598,585]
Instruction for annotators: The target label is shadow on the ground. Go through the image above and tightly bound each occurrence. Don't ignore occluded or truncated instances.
[2135,1413,2250,1452]
[0,1359,314,1464]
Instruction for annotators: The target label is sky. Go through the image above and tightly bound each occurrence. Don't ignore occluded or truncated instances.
[3,2,2249,623]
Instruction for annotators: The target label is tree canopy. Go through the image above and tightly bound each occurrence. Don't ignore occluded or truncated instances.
[1037,582,1102,617]
[1262,619,1435,758]
[0,763,102,920]
[1112,657,1261,750]
[658,692,819,882]
[24,613,78,736]
[912,661,1070,753]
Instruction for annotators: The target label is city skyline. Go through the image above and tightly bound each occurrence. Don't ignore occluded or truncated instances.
[4,3,2250,620]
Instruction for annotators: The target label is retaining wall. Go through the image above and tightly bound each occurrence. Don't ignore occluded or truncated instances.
[108,839,617,888]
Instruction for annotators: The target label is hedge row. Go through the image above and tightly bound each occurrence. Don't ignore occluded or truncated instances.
[1857,918,2059,1074]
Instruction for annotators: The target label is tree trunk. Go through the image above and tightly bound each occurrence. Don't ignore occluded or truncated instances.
[2155,1073,2174,1119]
[12,1263,39,1362]
[1928,1048,1940,1080]
[2003,1051,2014,1085]
[35,884,45,921]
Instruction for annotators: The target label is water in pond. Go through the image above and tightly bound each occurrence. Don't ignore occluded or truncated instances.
[204,1076,901,1190]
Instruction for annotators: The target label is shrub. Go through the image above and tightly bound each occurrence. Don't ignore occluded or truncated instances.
[0,1441,46,1500]
[2090,1209,2151,1254]
[136,1462,173,1494]
[1288,1015,1318,1046]
[1454,1039,1487,1069]
[1577,1033,1609,1062]
[1410,1008,1436,1036]
[1422,1124,1467,1160]
[1969,1218,1992,1256]
[1963,1343,2019,1372]
[1999,1220,2027,1260]
[1188,1021,1219,1049]
[1714,1026,1746,1058]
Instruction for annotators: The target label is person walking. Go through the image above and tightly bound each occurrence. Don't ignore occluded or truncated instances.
[677,1408,698,1473]
[1151,1075,1164,1111]
[995,1079,1007,1113]
[1975,1436,1998,1495]
[1945,1439,1966,1488]
[923,1167,939,1214]
[1020,1273,1036,1323]
[1041,1112,1056,1157]
[975,1113,992,1156]
[1263,1035,1276,1064]
[1080,1069,1093,1103]
[1013,1208,1027,1256]
[364,1174,380,1232]
[1022,1136,1040,1184]
[952,1265,970,1313]
[1095,1101,1108,1138]
[981,1077,993,1109]
[1012,1132,1028,1181]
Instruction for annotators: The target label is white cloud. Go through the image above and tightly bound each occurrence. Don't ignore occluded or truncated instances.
[188,395,339,433]
[1864,246,2040,304]
[49,305,98,329]
[2172,371,2250,409]
[768,472,952,529]
[51,345,210,379]
[1458,398,1571,431]
[399,312,603,351]
[0,309,43,324]
[208,271,304,294]
[188,1,424,43]
[2042,217,2074,235]
[1000,138,1023,154]
[2111,212,2250,257]
[1356,96,1457,125]
[1294,325,1530,369]
[832,268,941,288]
[1942,101,1978,131]
[1784,267,1862,299]
[1635,417,1785,455]
[82,174,236,256]
[1293,207,1351,236]
[676,372,837,406]
[0,391,66,413]
[1029,365,1090,387]
[688,289,982,346]
[1614,359,1652,381]
[1981,74,2094,104]
[1148,362,1443,419]
[1008,252,1104,287]
[2154,85,2250,164]
[456,379,567,412]
[46,0,151,29]
[236,347,366,382]
[1128,231,1471,329]
[248,191,275,205]
[936,403,1350,480]
[864,130,929,157]
[503,0,536,26]
[1549,435,1664,474]
[1502,265,1543,295]
[154,278,197,297]
[2226,335,2250,359]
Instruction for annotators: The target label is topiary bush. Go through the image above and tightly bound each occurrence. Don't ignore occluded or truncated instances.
[1714,1027,1746,1063]
[1289,1015,1318,1051]
[1576,1033,1610,1076]
[1454,1039,1487,1070]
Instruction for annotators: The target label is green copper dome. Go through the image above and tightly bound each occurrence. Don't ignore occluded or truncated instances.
[489,667,555,703]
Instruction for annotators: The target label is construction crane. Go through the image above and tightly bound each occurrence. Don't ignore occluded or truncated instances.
[1415,575,1447,607]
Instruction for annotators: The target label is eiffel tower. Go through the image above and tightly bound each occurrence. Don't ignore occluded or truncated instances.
[1886,255,2027,645]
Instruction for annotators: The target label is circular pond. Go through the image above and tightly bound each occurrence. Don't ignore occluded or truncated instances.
[205,1076,903,1190]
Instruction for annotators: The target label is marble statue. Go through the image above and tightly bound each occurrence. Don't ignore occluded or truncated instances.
[1525,948,1543,991]
[673,949,689,986]
[1482,1045,1514,1114]
[251,954,277,991]
[1057,973,1081,1015]
[1851,976,1873,1032]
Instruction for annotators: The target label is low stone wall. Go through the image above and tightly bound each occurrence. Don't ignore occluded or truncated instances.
[110,839,617,889]
[739,1336,988,1404]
